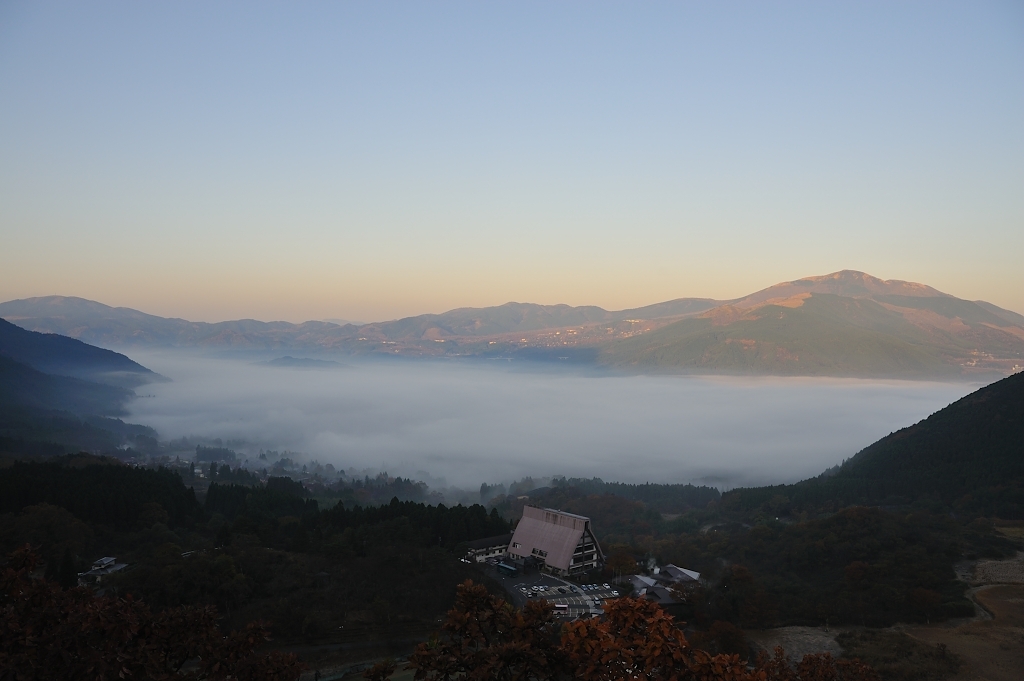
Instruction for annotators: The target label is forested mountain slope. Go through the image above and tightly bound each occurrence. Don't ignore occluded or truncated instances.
[723,371,1024,518]
[0,318,155,387]
[0,354,133,417]
[0,324,158,455]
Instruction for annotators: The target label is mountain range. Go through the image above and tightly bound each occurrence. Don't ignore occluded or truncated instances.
[3,270,1023,379]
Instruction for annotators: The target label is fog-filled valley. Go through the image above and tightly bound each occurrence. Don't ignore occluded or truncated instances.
[125,350,976,490]
[5,4,1024,677]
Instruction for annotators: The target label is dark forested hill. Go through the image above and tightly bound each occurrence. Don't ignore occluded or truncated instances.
[0,354,133,417]
[0,318,155,387]
[0,459,202,529]
[0,458,511,646]
[0,322,159,454]
[723,371,1024,518]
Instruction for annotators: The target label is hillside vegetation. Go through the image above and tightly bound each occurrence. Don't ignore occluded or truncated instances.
[0,315,161,461]
[722,370,1024,519]
[0,355,134,417]
[0,457,510,644]
[0,318,155,386]
[517,373,1022,630]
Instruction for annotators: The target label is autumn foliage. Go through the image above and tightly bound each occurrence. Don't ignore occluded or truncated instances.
[409,580,878,681]
[0,545,304,681]
[407,580,568,680]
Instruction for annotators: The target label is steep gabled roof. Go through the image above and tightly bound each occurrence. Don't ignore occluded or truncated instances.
[508,506,590,572]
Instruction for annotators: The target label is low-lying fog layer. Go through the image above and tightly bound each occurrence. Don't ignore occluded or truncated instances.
[127,351,977,489]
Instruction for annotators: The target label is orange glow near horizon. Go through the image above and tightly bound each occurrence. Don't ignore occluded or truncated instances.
[1,4,1021,323]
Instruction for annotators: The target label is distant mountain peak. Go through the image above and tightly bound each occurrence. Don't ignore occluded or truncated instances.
[793,270,945,296]
[732,270,947,309]
[0,295,174,324]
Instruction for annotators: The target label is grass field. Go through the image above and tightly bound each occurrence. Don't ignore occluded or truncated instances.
[905,585,1024,681]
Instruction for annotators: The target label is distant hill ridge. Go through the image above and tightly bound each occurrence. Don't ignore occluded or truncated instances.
[3,270,1022,379]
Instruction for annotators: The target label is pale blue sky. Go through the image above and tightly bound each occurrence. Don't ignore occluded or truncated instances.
[1,1,1022,322]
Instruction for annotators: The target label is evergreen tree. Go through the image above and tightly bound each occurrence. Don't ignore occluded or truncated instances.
[57,547,77,590]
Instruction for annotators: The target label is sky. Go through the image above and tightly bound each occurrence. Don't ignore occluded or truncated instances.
[1,1,1022,323]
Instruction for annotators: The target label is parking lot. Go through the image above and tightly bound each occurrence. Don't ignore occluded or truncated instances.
[477,562,620,620]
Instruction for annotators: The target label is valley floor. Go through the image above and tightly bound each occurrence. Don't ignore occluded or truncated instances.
[902,551,1024,681]
[749,552,1024,681]
[905,584,1024,681]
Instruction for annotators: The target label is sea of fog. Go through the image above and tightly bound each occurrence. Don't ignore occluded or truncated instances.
[125,351,979,490]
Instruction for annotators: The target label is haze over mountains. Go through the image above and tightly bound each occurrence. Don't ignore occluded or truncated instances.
[3,271,1023,379]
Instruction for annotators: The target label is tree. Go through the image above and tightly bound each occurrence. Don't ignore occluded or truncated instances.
[364,659,398,681]
[605,548,640,576]
[561,596,706,680]
[57,547,77,590]
[754,647,879,681]
[0,545,305,681]
[406,581,879,681]
[408,580,569,681]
